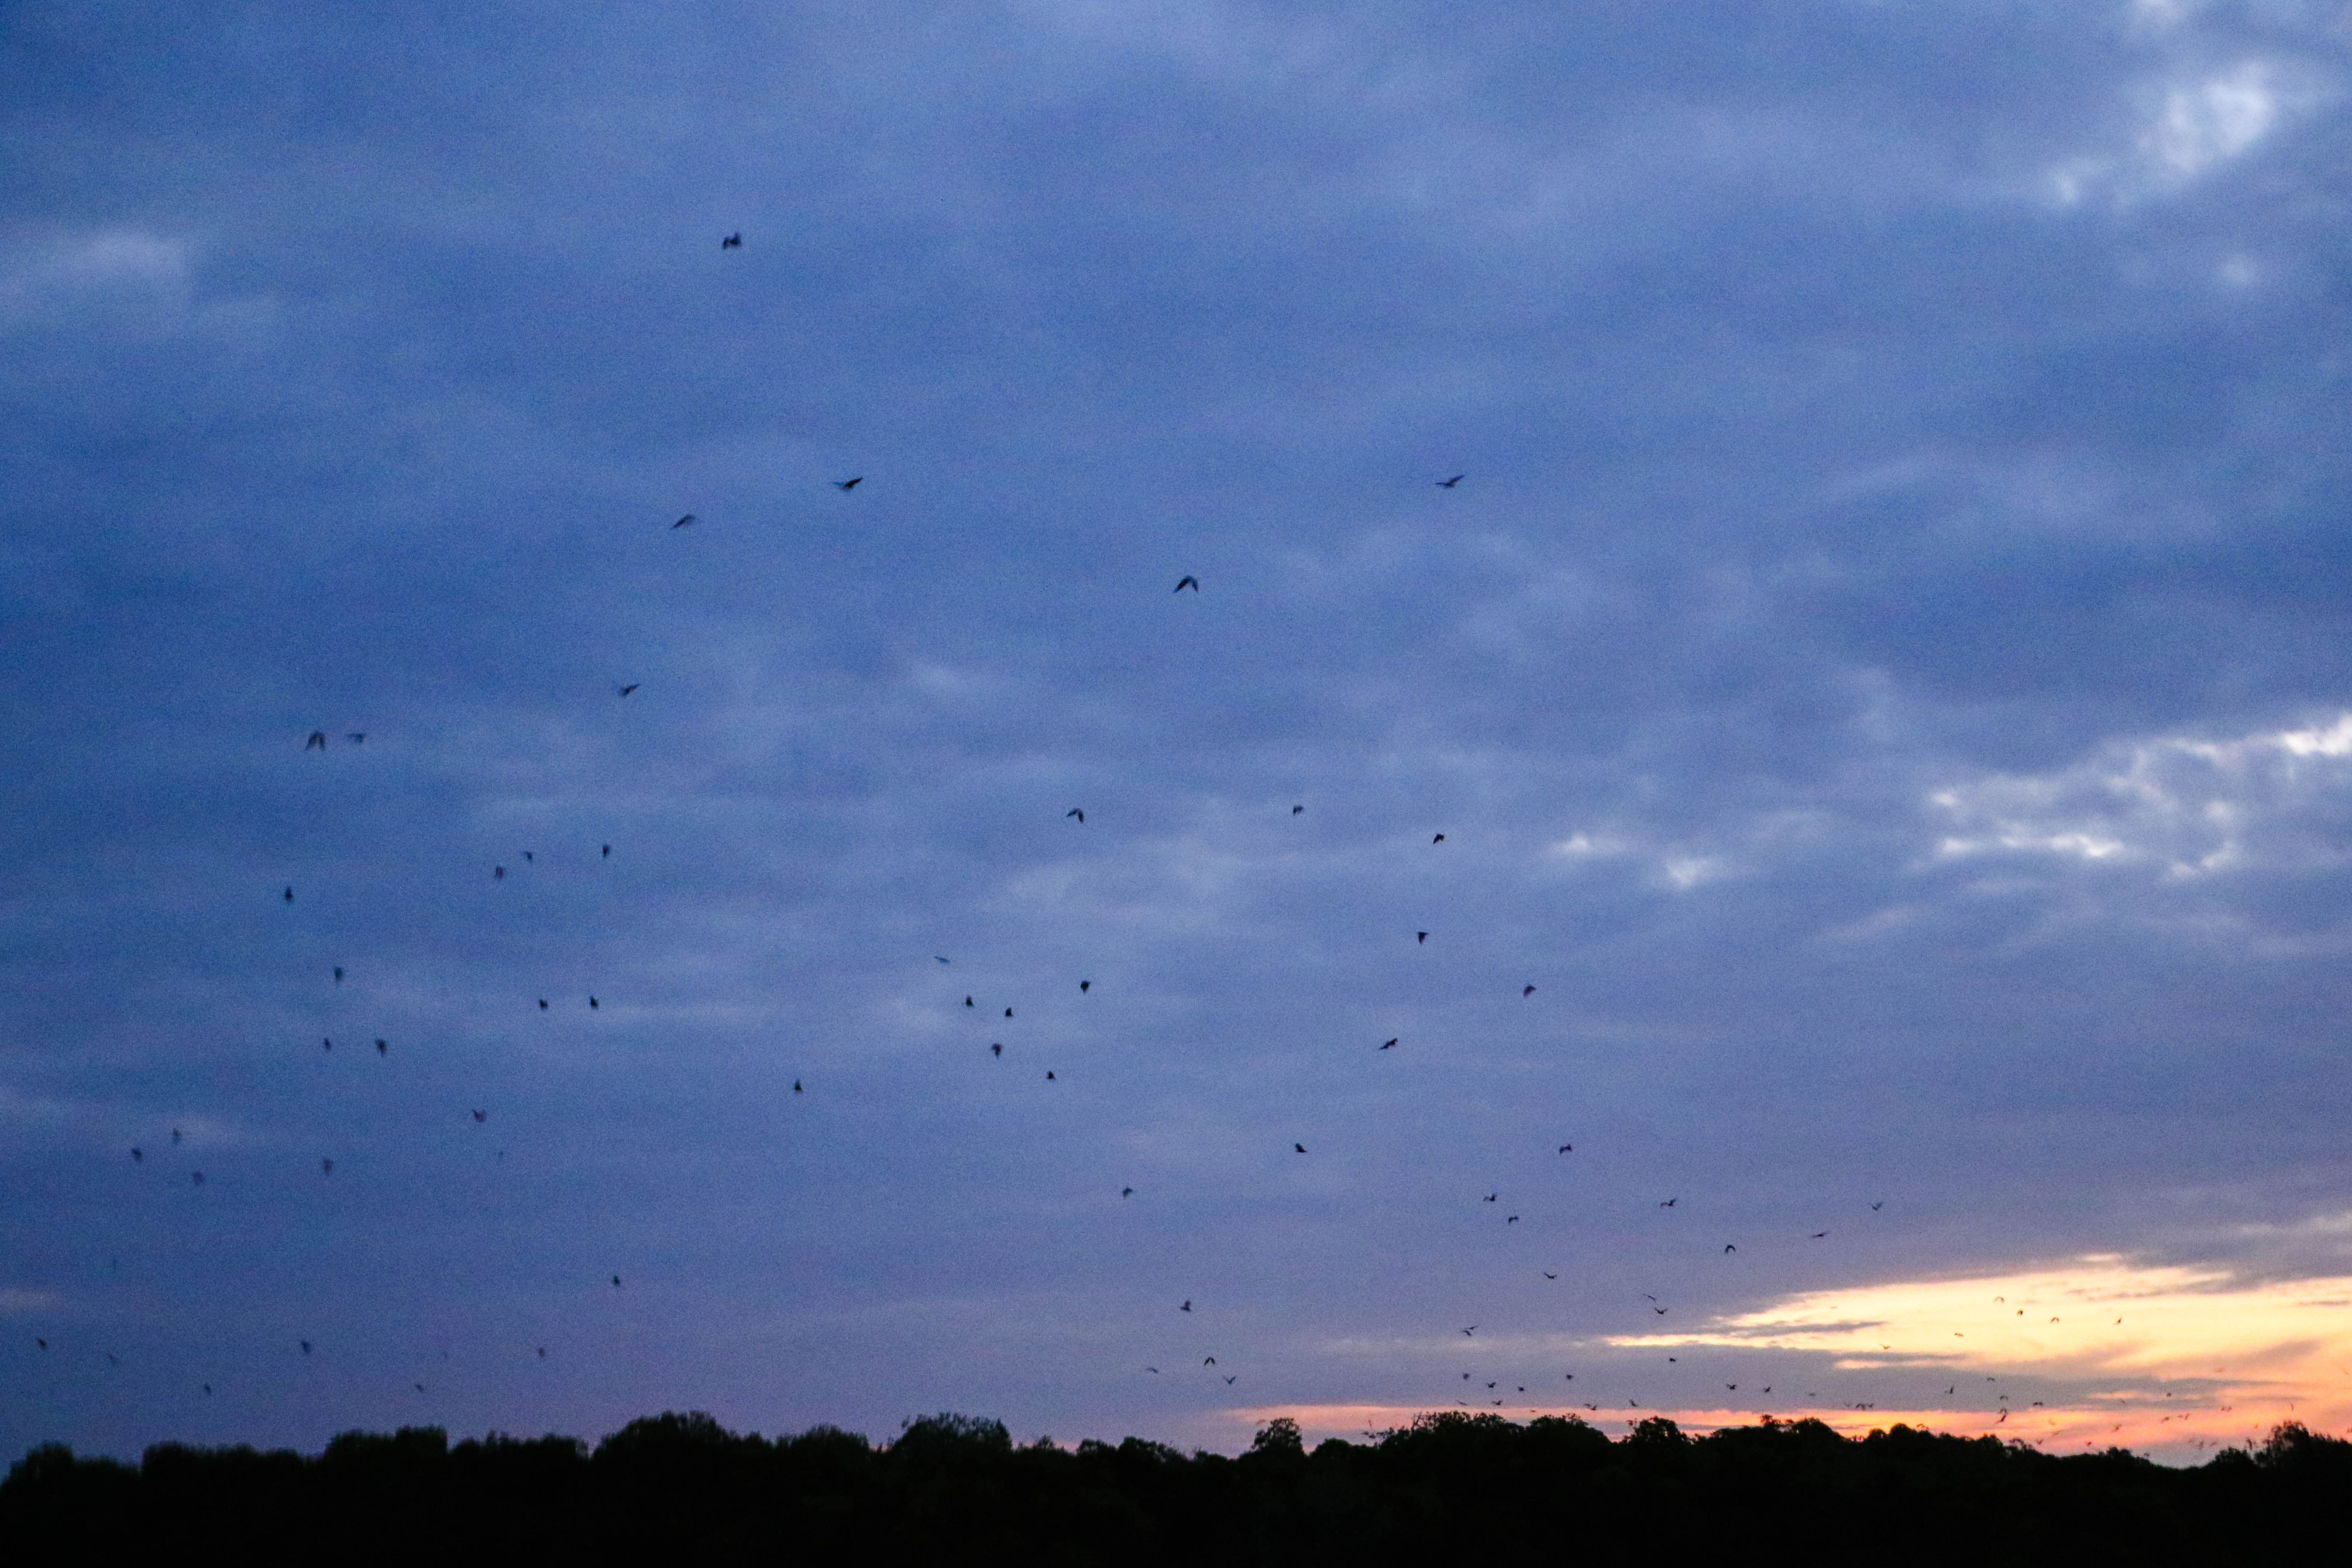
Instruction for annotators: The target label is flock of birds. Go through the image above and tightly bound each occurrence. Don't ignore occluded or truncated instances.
[22,228,2244,1460]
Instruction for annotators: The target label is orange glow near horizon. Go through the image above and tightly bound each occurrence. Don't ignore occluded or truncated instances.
[1232,1255,2352,1463]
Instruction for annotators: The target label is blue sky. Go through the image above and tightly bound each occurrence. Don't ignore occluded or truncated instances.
[7,0,2352,1463]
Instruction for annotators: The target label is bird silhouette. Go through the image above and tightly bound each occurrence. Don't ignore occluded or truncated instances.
[1436,475,1464,487]
[1067,808,1084,822]
[991,1043,1002,1057]
[130,1147,141,1162]
[793,1080,803,1093]
[1544,1271,1557,1280]
[1870,1201,1884,1210]
[1660,1198,1676,1207]
[965,996,974,1006]
[1417,932,1427,943]
[305,732,327,750]
[616,684,638,697]
[1724,1244,1736,1253]
[1045,1071,1055,1081]
[1292,805,1303,814]
[332,967,343,983]
[1484,1193,1497,1203]
[1294,1143,1307,1153]
[1225,1375,1236,1384]
[471,1110,486,1123]
[835,477,862,490]
[346,732,365,743]
[602,845,611,857]
[673,514,696,528]
[588,996,598,1008]
[1004,1008,1013,1017]
[191,1172,204,1185]
[375,1039,387,1055]
[611,1276,622,1287]
[1181,1300,1191,1311]
[1079,980,1090,992]
[1810,1231,1830,1239]
[1654,1306,1668,1315]
[1379,1038,1397,1050]
[721,233,741,248]
[494,866,504,879]
[1462,1327,1477,1336]
[321,1159,333,1175]
[1558,1144,1574,1153]
[539,999,548,1010]
[284,887,294,902]
[521,851,532,862]
[300,1341,312,1355]
[1204,1356,1215,1365]
[935,956,950,964]
[1121,1187,1133,1197]
[1523,985,1536,996]
[1432,833,1445,843]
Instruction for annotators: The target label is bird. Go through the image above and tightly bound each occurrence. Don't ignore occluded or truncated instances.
[471,1110,486,1123]
[1067,808,1084,822]
[537,1348,547,1358]
[1810,1231,1829,1239]
[935,956,950,964]
[1462,1327,1477,1337]
[1004,1008,1013,1017]
[1379,1038,1397,1050]
[538,999,548,1010]
[1432,833,1445,843]
[305,731,327,750]
[1484,1193,1497,1203]
[191,1172,204,1185]
[1045,1071,1056,1081]
[673,514,696,528]
[965,996,974,1006]
[1079,980,1090,992]
[130,1147,142,1162]
[1660,1198,1676,1207]
[1292,805,1303,814]
[793,1080,803,1093]
[721,232,741,248]
[1146,1367,1159,1374]
[300,1341,312,1355]
[375,1039,387,1054]
[616,684,639,697]
[283,886,294,902]
[494,866,505,879]
[172,1128,181,1144]
[602,845,611,857]
[1544,1272,1557,1280]
[990,1043,1002,1057]
[835,477,862,490]
[589,996,598,1008]
[321,1158,333,1175]
[1507,1215,1519,1224]
[346,733,365,743]
[1654,1306,1668,1315]
[611,1276,622,1287]
[1557,1144,1574,1153]
[522,851,533,862]
[1181,1301,1191,1312]
[332,967,343,983]
[1121,1187,1133,1197]
[1294,1143,1307,1153]
[1523,985,1536,996]
[1225,1375,1236,1384]
[1436,475,1464,487]
[1417,932,1427,943]
[1173,576,1199,592]
[1724,1244,1736,1253]
[1204,1356,1215,1365]
[1870,1200,1883,1210]
[1727,1384,1737,1391]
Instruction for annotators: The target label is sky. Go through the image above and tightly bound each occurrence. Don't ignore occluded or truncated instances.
[6,0,2352,1468]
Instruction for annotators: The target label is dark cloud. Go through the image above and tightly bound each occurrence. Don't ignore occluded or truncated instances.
[6,0,2352,1462]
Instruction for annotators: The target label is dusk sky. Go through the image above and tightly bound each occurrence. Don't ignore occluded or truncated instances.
[9,0,2352,1467]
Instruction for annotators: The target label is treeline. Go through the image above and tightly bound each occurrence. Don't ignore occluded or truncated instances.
[6,1410,2346,1565]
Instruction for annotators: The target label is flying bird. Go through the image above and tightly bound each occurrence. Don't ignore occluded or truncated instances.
[1436,475,1464,487]
[1292,805,1303,814]
[721,232,741,248]
[539,1000,548,1010]
[494,866,504,879]
[1544,1272,1557,1280]
[191,1172,204,1185]
[471,1110,486,1123]
[1045,1071,1055,1081]
[300,1341,312,1355]
[333,967,343,983]
[1379,1038,1396,1050]
[934,956,950,964]
[611,1276,622,1287]
[321,1159,333,1175]
[305,732,327,750]
[1660,1198,1676,1207]
[1483,1193,1497,1203]
[588,996,598,1008]
[346,733,365,743]
[1870,1201,1884,1210]
[1417,932,1427,943]
[1432,833,1445,843]
[990,1043,1001,1057]
[1558,1144,1573,1153]
[1121,1187,1133,1197]
[616,684,639,697]
[1203,1356,1215,1365]
[793,1080,803,1093]
[835,477,862,490]
[130,1147,141,1162]
[1181,1301,1191,1312]
[1004,1008,1013,1017]
[1079,980,1090,992]
[1294,1143,1306,1153]
[375,1039,387,1055]
[1225,1375,1236,1384]
[284,887,294,902]
[1810,1231,1829,1239]
[1066,808,1084,822]
[965,996,974,1007]
[1724,1244,1736,1254]
[1523,985,1536,996]
[1462,1327,1477,1337]
[602,845,611,857]
[673,514,696,529]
